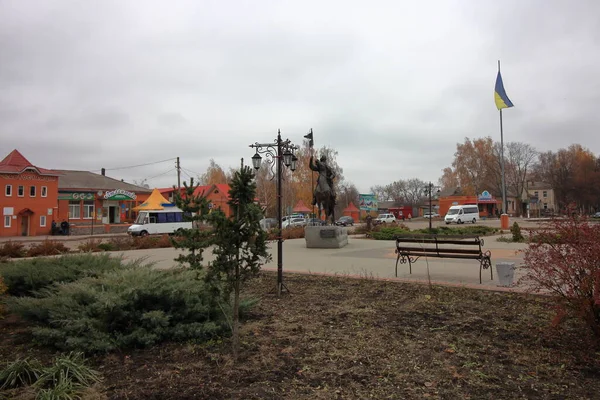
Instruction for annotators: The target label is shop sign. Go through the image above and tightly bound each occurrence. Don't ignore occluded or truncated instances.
[478,190,493,201]
[59,192,95,200]
[104,189,137,201]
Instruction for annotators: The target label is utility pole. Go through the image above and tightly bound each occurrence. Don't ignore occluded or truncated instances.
[176,157,181,190]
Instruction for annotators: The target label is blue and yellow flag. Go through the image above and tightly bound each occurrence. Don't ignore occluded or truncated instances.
[494,71,514,110]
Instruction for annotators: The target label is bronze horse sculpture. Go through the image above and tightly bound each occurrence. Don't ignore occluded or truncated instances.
[309,155,336,225]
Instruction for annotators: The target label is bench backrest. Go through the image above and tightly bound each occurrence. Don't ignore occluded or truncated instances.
[395,234,484,257]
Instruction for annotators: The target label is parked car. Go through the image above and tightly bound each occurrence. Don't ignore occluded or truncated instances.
[373,213,396,225]
[283,217,307,229]
[335,216,354,226]
[423,212,440,219]
[260,218,278,230]
[592,212,600,219]
[306,218,326,226]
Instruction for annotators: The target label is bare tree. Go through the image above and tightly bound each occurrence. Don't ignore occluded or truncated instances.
[505,142,538,216]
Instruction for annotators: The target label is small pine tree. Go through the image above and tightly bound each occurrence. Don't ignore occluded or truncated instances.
[510,221,524,242]
[172,178,212,270]
[206,165,271,359]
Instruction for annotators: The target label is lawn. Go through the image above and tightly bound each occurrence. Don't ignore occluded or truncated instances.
[1,272,599,399]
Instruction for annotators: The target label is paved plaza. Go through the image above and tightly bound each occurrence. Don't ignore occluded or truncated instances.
[106,233,528,289]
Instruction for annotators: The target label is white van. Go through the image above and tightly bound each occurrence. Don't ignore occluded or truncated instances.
[444,205,480,225]
[128,208,192,236]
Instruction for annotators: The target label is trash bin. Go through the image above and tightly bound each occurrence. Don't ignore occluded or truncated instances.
[500,214,509,230]
[496,262,515,287]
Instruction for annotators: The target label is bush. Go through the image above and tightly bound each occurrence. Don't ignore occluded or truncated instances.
[27,240,70,257]
[0,357,43,389]
[266,227,306,240]
[77,239,102,253]
[520,217,600,338]
[0,241,26,258]
[369,225,498,240]
[370,226,410,240]
[0,352,100,399]
[7,265,229,353]
[0,253,127,297]
[510,222,524,242]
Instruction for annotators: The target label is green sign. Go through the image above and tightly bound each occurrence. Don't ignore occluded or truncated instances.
[58,192,95,200]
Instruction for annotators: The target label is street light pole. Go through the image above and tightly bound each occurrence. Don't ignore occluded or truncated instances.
[423,182,440,233]
[250,130,298,296]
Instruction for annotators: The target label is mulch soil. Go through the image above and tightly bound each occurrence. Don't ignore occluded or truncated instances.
[1,272,599,399]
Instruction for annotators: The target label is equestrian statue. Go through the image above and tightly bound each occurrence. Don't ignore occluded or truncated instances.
[309,153,337,225]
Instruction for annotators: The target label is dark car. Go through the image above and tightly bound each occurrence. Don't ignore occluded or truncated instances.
[335,216,354,226]
[306,218,326,226]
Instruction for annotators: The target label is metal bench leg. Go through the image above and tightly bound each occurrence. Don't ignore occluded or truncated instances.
[479,261,482,284]
[395,253,400,277]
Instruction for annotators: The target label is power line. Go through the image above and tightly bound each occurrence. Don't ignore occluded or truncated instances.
[181,166,202,176]
[102,158,177,171]
[143,168,177,181]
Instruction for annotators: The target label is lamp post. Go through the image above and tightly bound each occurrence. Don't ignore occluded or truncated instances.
[250,130,299,296]
[423,182,441,232]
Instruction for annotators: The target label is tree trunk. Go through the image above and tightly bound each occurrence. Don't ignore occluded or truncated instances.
[232,264,240,360]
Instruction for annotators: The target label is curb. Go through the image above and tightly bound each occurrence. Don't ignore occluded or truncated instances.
[261,267,527,294]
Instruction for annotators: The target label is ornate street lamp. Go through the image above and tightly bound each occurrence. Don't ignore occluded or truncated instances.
[249,130,299,295]
[423,182,441,232]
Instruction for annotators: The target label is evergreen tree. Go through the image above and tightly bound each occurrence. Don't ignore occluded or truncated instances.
[206,165,271,358]
[172,178,212,270]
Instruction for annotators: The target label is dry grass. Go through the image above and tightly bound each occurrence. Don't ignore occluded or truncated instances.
[1,272,599,399]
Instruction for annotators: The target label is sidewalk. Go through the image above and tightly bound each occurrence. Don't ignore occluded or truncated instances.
[107,234,526,290]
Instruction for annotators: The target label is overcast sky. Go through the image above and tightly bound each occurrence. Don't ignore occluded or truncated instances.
[1,0,599,193]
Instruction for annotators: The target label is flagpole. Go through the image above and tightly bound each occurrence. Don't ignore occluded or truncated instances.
[498,59,507,215]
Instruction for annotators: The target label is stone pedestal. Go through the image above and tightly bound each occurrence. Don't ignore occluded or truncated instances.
[305,226,348,248]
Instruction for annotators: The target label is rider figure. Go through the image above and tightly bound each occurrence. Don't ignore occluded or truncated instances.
[309,154,336,206]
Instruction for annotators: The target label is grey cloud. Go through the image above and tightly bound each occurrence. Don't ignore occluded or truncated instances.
[1,0,600,193]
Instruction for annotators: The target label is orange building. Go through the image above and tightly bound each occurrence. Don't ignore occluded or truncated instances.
[438,190,500,218]
[342,202,360,221]
[0,150,60,237]
[160,184,233,217]
[54,170,151,228]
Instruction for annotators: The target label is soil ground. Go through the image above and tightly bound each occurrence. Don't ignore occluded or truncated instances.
[1,272,599,399]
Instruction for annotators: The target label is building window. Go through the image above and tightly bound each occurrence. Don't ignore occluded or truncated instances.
[40,215,47,227]
[30,186,36,197]
[83,201,95,219]
[543,191,547,198]
[18,185,24,197]
[41,186,48,197]
[4,216,10,228]
[534,191,538,197]
[544,203,548,210]
[69,200,81,219]
[5,185,11,197]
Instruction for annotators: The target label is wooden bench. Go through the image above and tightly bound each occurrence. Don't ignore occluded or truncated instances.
[394,234,493,284]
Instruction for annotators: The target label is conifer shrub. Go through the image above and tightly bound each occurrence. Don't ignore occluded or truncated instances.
[7,265,227,353]
[510,222,524,242]
[0,254,127,297]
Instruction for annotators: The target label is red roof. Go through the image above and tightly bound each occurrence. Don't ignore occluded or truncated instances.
[343,202,360,212]
[293,200,311,213]
[158,184,231,199]
[0,149,59,176]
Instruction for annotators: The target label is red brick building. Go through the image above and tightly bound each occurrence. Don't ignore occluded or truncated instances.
[0,150,60,237]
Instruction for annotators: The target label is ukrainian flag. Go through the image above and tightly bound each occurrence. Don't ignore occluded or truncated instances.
[494,71,514,110]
